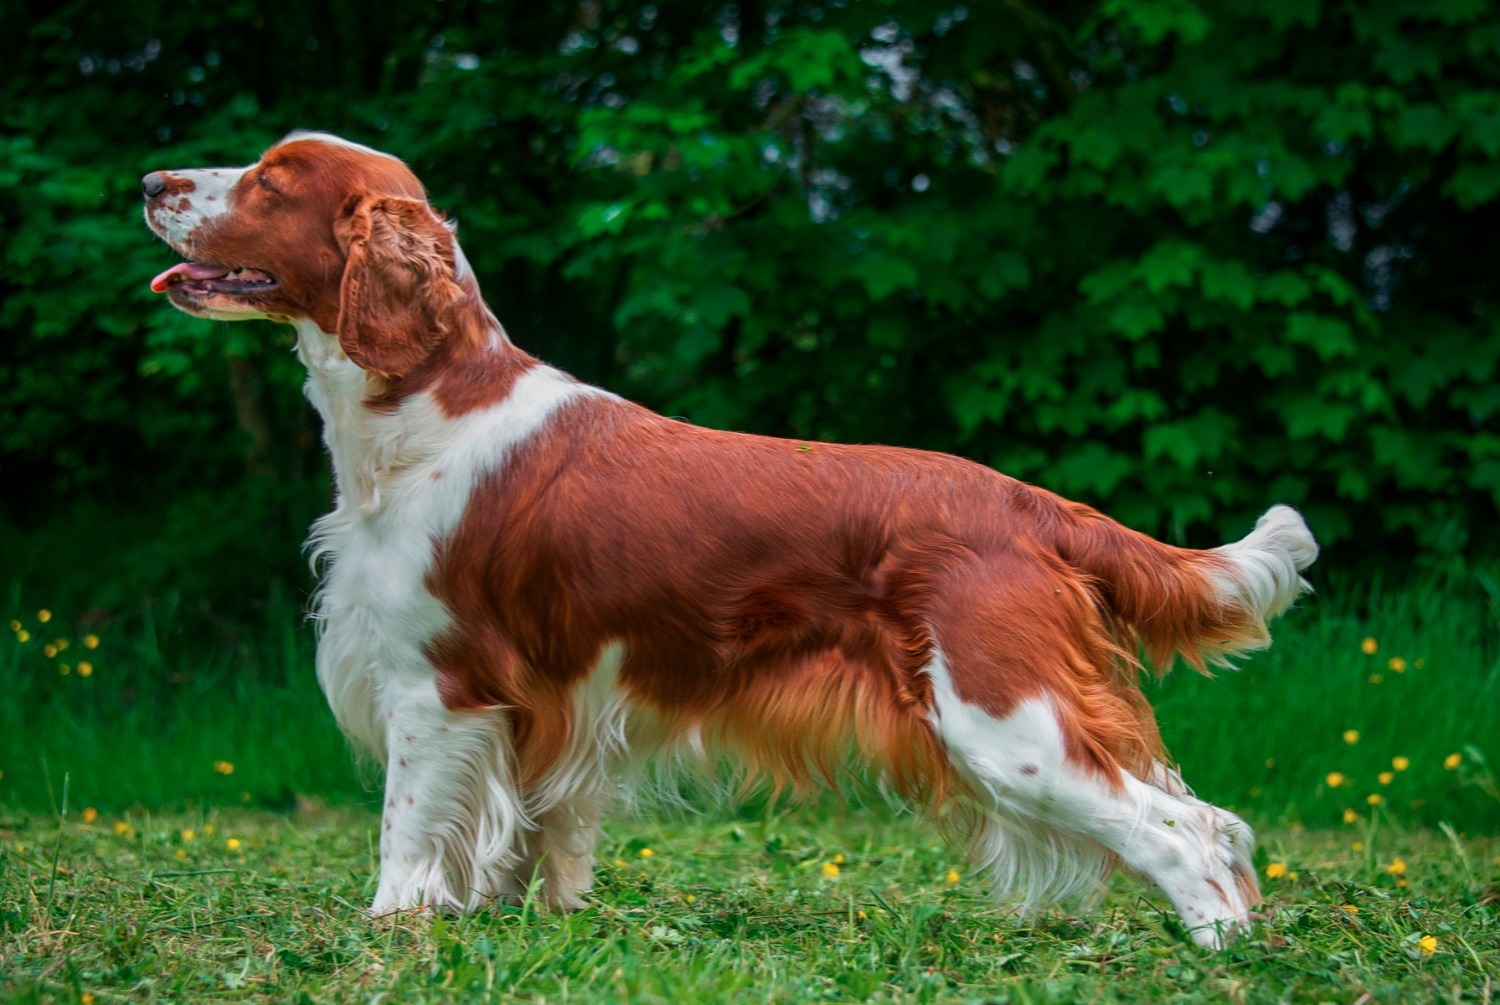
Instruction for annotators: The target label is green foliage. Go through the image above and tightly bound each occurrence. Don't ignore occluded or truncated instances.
[4,0,1500,619]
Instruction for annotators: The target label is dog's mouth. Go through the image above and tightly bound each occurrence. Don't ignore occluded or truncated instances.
[150,262,280,297]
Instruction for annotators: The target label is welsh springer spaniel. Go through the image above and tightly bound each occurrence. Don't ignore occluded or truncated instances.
[143,132,1316,947]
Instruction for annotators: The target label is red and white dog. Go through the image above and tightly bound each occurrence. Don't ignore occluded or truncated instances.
[144,132,1315,946]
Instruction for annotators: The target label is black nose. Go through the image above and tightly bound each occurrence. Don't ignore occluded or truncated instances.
[142,173,167,199]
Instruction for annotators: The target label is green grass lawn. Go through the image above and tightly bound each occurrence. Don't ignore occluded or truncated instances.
[1,566,1497,1001]
[2,806,1496,1003]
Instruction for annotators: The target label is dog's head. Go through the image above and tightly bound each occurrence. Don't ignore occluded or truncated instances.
[143,132,470,378]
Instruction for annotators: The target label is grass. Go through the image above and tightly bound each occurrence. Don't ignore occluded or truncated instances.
[1,806,1496,1002]
[0,565,1497,1000]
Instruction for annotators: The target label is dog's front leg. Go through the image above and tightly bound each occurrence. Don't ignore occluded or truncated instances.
[370,678,524,915]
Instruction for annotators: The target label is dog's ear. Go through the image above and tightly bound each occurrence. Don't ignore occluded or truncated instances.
[335,195,464,378]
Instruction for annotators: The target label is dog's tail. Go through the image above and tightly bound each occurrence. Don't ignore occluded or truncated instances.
[1038,496,1317,673]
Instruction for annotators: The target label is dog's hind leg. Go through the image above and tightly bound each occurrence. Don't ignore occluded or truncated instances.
[925,654,1258,947]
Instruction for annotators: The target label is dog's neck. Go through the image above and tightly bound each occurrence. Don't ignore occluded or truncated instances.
[293,305,527,517]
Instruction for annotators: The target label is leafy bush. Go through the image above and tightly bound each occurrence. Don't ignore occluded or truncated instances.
[4,1,1499,616]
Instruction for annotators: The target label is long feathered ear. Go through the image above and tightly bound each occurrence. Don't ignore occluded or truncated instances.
[335,195,464,378]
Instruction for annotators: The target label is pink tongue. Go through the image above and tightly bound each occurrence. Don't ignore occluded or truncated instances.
[150,262,230,293]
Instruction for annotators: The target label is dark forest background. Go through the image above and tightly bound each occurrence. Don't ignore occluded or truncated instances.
[4,0,1499,628]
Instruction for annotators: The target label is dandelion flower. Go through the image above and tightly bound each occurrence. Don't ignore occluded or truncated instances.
[181,829,195,842]
[857,909,868,919]
[82,994,95,1005]
[1444,752,1461,770]
[1361,637,1377,655]
[54,638,68,651]
[945,868,962,885]
[1352,841,1365,851]
[1368,673,1383,684]
[15,630,29,643]
[213,761,234,775]
[1388,656,1406,672]
[639,847,654,859]
[821,862,840,879]
[8,620,19,632]
[58,664,70,675]
[1337,904,1358,915]
[1367,793,1383,806]
[685,894,695,903]
[1392,756,1409,772]
[1326,772,1346,788]
[81,807,98,824]
[833,853,845,864]
[1419,935,1437,955]
[175,849,188,860]
[1265,862,1288,879]
[77,662,93,677]
[43,644,57,658]
[113,821,134,838]
[83,634,99,649]
[204,825,215,836]
[37,609,51,624]
[1343,729,1360,745]
[1342,808,1358,824]
[225,838,241,851]
[1385,858,1407,875]
[1378,772,1394,785]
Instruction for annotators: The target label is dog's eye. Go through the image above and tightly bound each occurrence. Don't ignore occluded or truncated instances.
[256,172,277,193]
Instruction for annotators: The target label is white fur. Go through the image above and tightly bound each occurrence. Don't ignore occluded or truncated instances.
[145,165,246,251]
[1211,504,1318,652]
[924,656,1257,948]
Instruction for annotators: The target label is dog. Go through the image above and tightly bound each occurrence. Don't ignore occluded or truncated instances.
[143,131,1316,947]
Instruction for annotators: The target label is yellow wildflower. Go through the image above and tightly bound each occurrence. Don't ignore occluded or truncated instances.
[58,664,70,675]
[54,638,68,651]
[1388,656,1406,672]
[7,620,18,632]
[1265,862,1288,879]
[81,807,98,824]
[1378,772,1394,785]
[77,662,93,677]
[1326,772,1346,788]
[857,909,868,919]
[821,862,840,879]
[1265,757,1276,769]
[83,633,99,649]
[833,853,845,864]
[225,838,241,851]
[43,644,57,658]
[685,894,695,903]
[1342,808,1357,824]
[1419,935,1437,955]
[15,630,29,643]
[82,994,95,1005]
[37,609,51,623]
[181,829,195,842]
[1336,904,1358,915]
[1392,756,1409,772]
[1367,793,1383,806]
[1414,659,1424,669]
[175,849,188,860]
[1343,730,1360,745]
[639,847,654,859]
[241,791,251,803]
[1361,636,1377,655]
[1444,752,1461,770]
[113,821,134,838]
[213,761,234,775]
[1385,858,1407,875]
[204,825,215,836]
[945,868,961,885]
[1368,673,1383,684]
